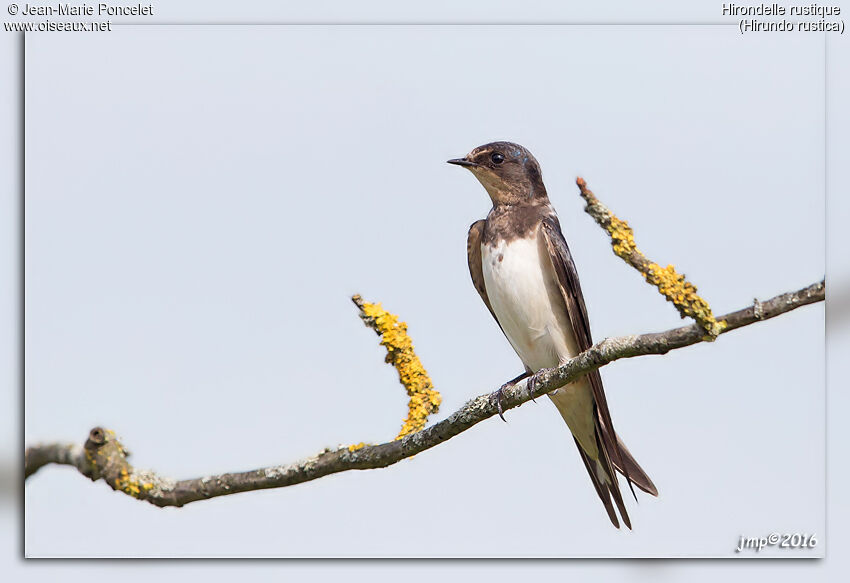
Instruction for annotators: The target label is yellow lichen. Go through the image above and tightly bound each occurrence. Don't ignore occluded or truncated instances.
[359,300,442,439]
[577,177,723,339]
[606,215,637,258]
[347,442,367,452]
[644,263,724,337]
[114,467,143,498]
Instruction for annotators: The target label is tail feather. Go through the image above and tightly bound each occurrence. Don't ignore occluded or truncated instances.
[549,381,655,527]
[594,424,632,530]
[572,429,632,530]
[598,415,658,496]
[611,435,658,496]
[574,437,621,529]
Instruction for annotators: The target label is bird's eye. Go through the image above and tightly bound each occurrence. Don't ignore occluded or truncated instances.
[491,152,505,165]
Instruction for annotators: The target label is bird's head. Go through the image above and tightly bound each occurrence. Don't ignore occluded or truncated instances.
[448,141,547,207]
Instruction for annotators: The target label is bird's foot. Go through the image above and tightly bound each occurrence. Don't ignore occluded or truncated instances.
[493,384,509,422]
[527,372,539,402]
[492,371,533,422]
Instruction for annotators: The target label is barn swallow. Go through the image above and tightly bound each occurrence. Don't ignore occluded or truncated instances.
[449,141,657,528]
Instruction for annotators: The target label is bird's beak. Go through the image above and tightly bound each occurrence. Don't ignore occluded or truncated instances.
[447,157,477,168]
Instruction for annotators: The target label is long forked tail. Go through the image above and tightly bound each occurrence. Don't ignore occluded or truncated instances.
[567,410,658,529]
[548,382,657,528]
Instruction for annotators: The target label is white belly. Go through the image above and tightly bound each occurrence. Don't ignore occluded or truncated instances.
[481,233,579,372]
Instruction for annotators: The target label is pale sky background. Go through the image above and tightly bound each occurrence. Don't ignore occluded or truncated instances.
[3,0,849,581]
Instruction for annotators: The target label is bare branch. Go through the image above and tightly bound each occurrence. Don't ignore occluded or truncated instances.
[24,280,824,507]
[24,442,85,479]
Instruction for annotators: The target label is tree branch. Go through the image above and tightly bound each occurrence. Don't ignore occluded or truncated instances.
[577,177,725,338]
[350,294,442,441]
[24,280,824,507]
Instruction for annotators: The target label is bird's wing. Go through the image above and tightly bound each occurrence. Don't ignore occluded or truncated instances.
[468,220,532,381]
[539,218,657,496]
[540,217,656,500]
[467,220,500,328]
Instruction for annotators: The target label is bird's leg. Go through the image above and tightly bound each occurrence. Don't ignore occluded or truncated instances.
[493,371,532,422]
[527,371,539,402]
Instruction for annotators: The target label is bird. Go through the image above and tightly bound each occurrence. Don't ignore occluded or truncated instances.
[448,141,657,529]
